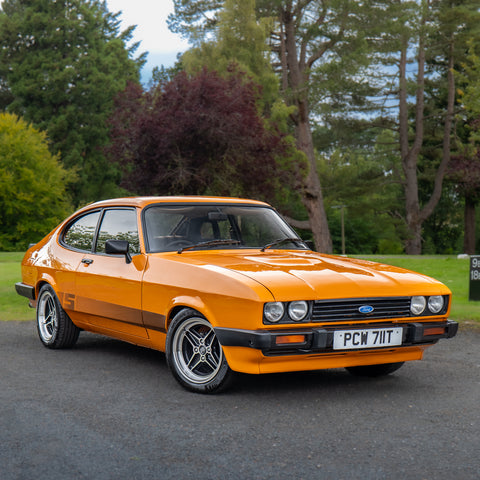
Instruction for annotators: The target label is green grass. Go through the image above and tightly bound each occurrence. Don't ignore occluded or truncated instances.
[0,252,35,321]
[2,252,479,325]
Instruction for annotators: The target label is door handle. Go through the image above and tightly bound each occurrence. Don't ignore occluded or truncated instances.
[81,258,94,265]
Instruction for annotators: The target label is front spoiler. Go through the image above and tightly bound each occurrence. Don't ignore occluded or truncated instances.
[215,320,458,356]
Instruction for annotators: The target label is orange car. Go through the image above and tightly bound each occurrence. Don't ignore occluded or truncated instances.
[16,196,458,393]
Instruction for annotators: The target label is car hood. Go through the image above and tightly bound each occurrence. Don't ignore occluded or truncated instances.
[170,250,450,301]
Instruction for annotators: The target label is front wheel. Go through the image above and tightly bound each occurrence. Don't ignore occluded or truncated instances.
[345,362,404,377]
[166,309,232,393]
[36,284,80,349]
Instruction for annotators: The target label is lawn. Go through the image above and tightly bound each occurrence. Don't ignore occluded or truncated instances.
[0,252,34,321]
[2,252,479,325]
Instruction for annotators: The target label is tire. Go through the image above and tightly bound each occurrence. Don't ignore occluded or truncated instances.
[36,284,80,349]
[166,309,232,394]
[346,362,404,377]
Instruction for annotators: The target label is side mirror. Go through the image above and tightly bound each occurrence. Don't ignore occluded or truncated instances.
[105,239,132,264]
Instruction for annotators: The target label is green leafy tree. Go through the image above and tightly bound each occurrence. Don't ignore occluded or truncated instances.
[181,0,279,110]
[170,0,374,253]
[0,0,145,205]
[449,44,480,254]
[0,113,73,250]
[318,147,404,254]
[370,0,480,254]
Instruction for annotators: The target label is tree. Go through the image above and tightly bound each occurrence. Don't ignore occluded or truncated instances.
[318,146,405,254]
[447,148,480,254]
[452,42,480,255]
[170,0,374,253]
[371,0,480,254]
[181,0,279,111]
[0,0,145,205]
[0,113,73,250]
[107,70,292,200]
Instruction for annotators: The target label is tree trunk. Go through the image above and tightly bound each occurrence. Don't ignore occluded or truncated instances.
[464,195,476,255]
[281,6,332,253]
[296,104,332,252]
[419,39,456,223]
[399,32,425,255]
[400,6,455,255]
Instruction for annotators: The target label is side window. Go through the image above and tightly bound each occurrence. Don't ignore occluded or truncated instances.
[63,211,100,252]
[96,209,140,254]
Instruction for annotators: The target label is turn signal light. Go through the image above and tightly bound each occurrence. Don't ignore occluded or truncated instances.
[275,335,306,345]
[423,327,445,336]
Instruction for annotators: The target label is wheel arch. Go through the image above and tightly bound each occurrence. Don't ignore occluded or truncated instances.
[35,276,57,301]
[165,297,216,331]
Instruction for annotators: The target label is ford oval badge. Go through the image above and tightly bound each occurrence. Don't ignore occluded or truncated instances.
[359,305,374,314]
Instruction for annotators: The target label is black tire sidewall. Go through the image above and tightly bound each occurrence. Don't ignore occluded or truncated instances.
[166,308,232,393]
[36,284,79,349]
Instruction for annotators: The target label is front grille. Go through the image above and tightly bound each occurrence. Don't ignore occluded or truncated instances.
[312,297,411,322]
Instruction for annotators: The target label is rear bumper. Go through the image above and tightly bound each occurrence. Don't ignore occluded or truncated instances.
[215,320,458,356]
[15,282,36,300]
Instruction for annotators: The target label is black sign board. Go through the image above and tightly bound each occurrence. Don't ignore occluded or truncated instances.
[469,256,480,301]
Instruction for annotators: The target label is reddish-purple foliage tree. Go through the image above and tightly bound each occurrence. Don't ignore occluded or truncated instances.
[448,147,480,254]
[106,70,291,201]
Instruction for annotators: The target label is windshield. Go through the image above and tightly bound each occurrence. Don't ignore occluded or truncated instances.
[143,204,306,253]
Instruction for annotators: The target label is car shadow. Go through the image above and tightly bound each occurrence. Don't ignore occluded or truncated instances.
[71,331,413,396]
[71,331,167,366]
[228,367,406,395]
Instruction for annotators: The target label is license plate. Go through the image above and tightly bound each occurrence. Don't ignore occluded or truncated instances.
[333,327,403,350]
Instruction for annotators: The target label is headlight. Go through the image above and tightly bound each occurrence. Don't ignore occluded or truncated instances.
[288,301,309,321]
[428,295,444,314]
[410,296,426,315]
[264,302,284,323]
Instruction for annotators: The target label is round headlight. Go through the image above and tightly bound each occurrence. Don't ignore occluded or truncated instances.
[288,301,309,321]
[410,296,426,315]
[428,295,444,314]
[264,302,284,323]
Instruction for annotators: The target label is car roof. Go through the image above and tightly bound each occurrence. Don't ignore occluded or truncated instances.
[83,196,270,210]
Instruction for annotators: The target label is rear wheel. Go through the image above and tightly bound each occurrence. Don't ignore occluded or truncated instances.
[346,362,404,377]
[166,309,232,393]
[37,285,80,349]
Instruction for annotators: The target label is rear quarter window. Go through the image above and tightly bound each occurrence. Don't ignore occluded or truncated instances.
[62,211,101,251]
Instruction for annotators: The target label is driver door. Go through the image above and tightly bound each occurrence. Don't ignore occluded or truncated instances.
[74,208,148,339]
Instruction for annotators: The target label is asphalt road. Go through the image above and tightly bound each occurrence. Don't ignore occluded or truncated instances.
[1,320,479,480]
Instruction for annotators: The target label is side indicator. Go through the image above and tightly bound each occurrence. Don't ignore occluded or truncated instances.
[423,326,446,336]
[275,335,306,345]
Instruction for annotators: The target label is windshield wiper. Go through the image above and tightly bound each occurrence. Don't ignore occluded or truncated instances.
[177,239,241,254]
[260,238,308,252]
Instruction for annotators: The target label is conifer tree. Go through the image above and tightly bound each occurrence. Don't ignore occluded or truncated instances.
[0,0,145,205]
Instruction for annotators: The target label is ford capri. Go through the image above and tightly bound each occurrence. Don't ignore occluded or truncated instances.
[16,196,458,393]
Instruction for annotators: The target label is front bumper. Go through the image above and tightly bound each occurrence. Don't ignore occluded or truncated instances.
[215,320,458,357]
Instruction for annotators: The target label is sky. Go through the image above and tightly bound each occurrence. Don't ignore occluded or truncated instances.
[106,0,190,78]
